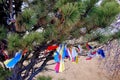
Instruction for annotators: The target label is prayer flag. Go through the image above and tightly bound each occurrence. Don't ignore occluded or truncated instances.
[75,56,79,63]
[86,57,92,60]
[59,60,65,72]
[54,51,60,62]
[67,48,72,61]
[4,51,22,68]
[77,45,83,53]
[55,62,60,73]
[97,49,105,58]
[47,45,58,51]
[86,43,93,50]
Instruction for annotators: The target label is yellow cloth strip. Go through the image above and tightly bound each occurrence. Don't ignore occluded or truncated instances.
[4,58,13,65]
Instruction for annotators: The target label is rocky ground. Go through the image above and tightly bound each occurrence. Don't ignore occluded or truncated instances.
[36,57,108,80]
[35,57,109,80]
[34,39,120,80]
[99,39,120,80]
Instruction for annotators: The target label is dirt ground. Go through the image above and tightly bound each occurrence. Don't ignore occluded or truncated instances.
[36,56,109,80]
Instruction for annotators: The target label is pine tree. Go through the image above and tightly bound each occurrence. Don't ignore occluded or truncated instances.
[0,0,120,80]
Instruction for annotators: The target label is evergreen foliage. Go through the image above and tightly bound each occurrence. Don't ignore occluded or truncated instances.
[0,0,120,80]
[89,0,120,27]
[37,76,52,80]
[0,26,7,40]
[17,9,37,30]
[61,2,80,26]
[23,32,44,48]
[8,33,22,51]
[1,0,119,55]
[7,32,44,52]
[0,67,11,80]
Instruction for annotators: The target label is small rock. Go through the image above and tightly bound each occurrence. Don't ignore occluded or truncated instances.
[80,27,87,34]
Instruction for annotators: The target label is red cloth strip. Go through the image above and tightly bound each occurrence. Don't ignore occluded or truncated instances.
[47,45,58,51]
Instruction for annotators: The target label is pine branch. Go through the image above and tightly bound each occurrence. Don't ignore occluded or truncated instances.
[7,41,55,80]
[28,51,54,80]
